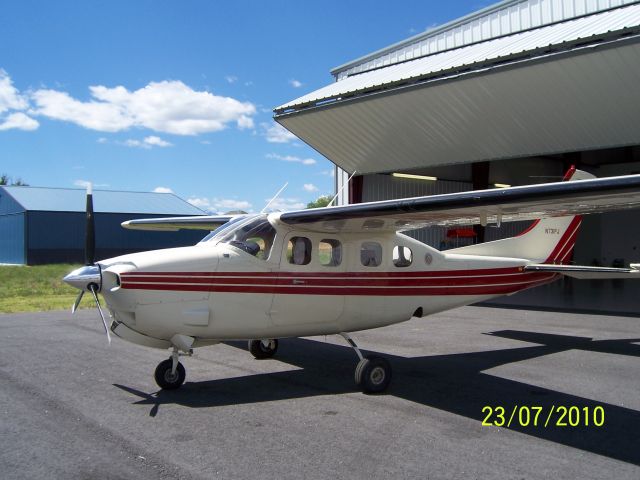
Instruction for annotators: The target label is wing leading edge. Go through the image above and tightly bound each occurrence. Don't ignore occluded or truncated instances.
[121,215,236,231]
[277,174,640,233]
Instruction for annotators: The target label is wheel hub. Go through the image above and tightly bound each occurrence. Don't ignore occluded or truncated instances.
[370,366,386,385]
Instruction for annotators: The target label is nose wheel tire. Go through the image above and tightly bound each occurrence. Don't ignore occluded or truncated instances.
[355,355,392,394]
[249,339,278,359]
[154,358,186,390]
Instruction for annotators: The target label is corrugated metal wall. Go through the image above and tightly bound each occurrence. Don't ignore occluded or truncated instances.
[0,213,25,264]
[334,0,636,79]
[0,188,26,264]
[25,212,207,265]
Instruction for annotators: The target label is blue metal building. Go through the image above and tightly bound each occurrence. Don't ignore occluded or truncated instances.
[0,186,207,265]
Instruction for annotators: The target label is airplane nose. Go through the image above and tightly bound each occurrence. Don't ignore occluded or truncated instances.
[63,265,102,292]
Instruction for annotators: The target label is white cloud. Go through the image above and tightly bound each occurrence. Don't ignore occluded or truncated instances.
[0,70,28,114]
[97,137,108,144]
[31,80,256,135]
[123,135,173,149]
[266,197,305,211]
[266,153,316,166]
[289,79,303,88]
[303,183,318,192]
[0,112,39,131]
[320,169,336,177]
[0,71,39,131]
[225,75,238,84]
[143,135,172,147]
[153,186,174,193]
[188,197,253,214]
[261,121,296,143]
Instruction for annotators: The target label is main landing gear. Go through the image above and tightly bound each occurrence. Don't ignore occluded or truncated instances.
[248,339,279,359]
[154,347,190,390]
[340,333,392,394]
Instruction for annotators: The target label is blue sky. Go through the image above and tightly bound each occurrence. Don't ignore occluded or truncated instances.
[1,0,485,213]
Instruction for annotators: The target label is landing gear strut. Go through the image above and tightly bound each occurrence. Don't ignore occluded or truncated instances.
[340,333,392,394]
[154,347,187,390]
[248,339,278,359]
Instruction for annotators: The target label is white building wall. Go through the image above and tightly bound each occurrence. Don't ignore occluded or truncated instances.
[332,0,635,80]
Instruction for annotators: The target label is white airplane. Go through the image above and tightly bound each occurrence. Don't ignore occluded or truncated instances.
[64,167,640,393]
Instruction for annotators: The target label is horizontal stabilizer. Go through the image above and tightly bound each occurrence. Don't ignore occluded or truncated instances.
[524,264,640,279]
[121,215,236,231]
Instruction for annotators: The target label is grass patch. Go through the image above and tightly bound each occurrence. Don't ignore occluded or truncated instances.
[0,264,97,313]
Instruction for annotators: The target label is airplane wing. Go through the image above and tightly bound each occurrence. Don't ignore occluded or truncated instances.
[524,264,640,279]
[121,215,236,231]
[277,174,640,233]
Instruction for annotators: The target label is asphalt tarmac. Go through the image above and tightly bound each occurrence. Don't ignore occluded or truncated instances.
[1,306,639,479]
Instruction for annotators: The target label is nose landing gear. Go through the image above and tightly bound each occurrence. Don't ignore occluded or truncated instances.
[154,347,190,390]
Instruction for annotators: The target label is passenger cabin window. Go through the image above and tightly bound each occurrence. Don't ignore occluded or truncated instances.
[287,237,312,265]
[393,245,413,267]
[319,239,342,266]
[361,242,382,267]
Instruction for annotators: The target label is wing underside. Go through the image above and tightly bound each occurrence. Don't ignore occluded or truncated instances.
[277,174,640,233]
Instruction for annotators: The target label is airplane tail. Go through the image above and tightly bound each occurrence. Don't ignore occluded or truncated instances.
[447,166,593,264]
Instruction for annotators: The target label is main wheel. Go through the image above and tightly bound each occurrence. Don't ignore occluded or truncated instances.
[248,339,278,359]
[355,356,391,393]
[154,358,186,390]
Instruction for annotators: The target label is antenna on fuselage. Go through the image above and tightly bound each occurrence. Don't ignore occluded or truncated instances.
[261,182,289,213]
[327,170,357,207]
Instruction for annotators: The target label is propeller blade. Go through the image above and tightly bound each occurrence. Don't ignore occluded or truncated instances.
[71,290,84,314]
[89,285,111,345]
[85,182,96,265]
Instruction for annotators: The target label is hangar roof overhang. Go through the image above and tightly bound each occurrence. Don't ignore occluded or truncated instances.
[274,4,640,175]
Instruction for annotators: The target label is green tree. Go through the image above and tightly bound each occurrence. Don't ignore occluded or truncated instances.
[306,195,332,209]
[0,174,29,186]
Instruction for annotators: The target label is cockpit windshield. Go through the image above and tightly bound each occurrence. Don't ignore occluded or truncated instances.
[199,216,245,244]
[202,215,276,260]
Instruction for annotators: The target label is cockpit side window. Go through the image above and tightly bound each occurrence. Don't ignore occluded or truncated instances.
[218,216,276,260]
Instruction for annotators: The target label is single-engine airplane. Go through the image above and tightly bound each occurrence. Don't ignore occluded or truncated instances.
[64,167,640,393]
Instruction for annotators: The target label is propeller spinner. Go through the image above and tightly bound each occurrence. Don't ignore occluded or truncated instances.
[63,183,111,344]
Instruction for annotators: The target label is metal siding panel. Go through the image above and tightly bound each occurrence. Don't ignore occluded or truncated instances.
[0,213,25,264]
[334,0,628,79]
[24,212,206,264]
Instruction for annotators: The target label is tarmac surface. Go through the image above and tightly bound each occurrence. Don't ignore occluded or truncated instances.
[1,306,639,479]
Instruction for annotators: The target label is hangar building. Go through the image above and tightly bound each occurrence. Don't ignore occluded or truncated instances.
[0,186,206,265]
[275,0,640,314]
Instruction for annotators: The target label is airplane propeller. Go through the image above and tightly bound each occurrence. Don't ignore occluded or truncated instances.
[63,183,111,344]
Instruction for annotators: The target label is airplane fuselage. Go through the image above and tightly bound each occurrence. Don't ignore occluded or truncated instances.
[97,215,557,349]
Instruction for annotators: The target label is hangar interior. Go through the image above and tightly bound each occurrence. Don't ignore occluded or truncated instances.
[275,0,640,314]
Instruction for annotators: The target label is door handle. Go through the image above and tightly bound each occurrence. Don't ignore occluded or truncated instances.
[292,279,306,285]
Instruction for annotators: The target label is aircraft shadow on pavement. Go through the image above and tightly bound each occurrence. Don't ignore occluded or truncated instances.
[115,331,640,466]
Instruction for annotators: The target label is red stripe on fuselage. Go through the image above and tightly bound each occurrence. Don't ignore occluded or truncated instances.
[120,275,557,296]
[120,266,525,279]
[121,272,551,288]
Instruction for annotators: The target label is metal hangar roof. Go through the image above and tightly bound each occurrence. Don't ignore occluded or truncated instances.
[274,3,640,175]
[0,186,205,215]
